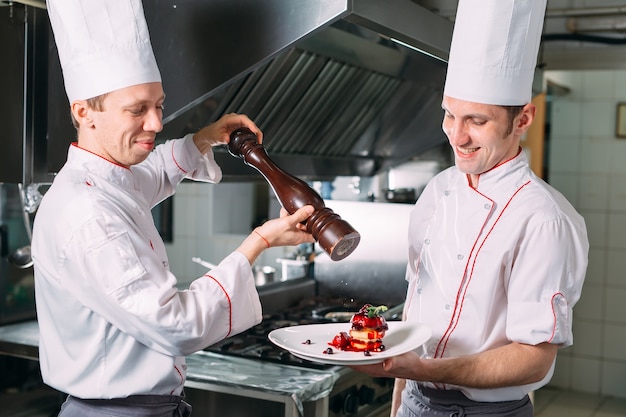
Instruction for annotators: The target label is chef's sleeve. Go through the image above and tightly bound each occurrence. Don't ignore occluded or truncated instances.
[505,215,588,347]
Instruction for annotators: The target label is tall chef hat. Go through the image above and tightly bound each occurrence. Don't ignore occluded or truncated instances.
[46,0,161,102]
[443,0,546,106]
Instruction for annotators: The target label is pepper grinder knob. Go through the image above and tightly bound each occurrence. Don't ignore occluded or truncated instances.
[227,127,360,261]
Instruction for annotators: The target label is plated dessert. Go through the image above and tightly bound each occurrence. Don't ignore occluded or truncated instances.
[328,304,388,354]
[269,318,431,366]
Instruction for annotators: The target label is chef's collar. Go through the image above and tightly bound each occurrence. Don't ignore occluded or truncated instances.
[468,149,529,190]
[68,143,139,191]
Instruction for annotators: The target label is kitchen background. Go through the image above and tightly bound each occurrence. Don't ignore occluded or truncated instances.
[162,67,626,415]
[543,69,626,401]
[2,0,626,416]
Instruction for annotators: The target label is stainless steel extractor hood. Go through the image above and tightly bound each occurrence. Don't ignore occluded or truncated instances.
[144,0,453,180]
[1,0,453,183]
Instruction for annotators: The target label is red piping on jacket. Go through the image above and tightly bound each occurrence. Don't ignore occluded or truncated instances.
[434,180,532,359]
[205,274,233,338]
[170,365,184,395]
[71,142,130,170]
[466,149,524,189]
[433,188,494,358]
[549,292,566,343]
[171,141,188,174]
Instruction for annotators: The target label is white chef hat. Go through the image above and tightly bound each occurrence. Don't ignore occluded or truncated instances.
[443,0,546,106]
[46,0,161,103]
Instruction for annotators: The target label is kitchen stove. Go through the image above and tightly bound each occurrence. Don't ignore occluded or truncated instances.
[201,296,403,416]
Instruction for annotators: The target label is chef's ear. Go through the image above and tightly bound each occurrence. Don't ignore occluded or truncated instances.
[514,103,536,135]
[71,100,94,128]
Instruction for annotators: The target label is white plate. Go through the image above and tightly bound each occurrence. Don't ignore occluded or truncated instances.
[268,321,431,365]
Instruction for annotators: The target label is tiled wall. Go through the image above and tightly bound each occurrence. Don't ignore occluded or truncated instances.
[545,69,626,399]
[164,180,291,289]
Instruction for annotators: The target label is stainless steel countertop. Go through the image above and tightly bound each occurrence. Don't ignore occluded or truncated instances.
[0,320,340,414]
[0,320,39,360]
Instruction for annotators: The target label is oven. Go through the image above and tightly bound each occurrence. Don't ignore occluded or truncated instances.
[184,290,403,417]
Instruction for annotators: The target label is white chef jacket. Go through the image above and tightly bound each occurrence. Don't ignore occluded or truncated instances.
[405,150,588,402]
[32,135,262,399]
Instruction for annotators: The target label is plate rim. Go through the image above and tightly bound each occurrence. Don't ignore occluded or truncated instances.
[268,321,431,365]
[289,348,385,365]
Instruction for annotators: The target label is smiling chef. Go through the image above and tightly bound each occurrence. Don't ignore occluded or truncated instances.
[31,1,314,416]
[350,1,589,416]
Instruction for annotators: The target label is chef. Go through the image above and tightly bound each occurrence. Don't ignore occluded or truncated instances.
[32,1,314,416]
[351,1,589,416]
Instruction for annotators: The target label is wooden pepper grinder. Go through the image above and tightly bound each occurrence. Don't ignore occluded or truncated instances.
[228,127,360,261]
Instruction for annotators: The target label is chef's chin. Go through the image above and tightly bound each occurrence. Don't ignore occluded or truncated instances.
[124,150,153,166]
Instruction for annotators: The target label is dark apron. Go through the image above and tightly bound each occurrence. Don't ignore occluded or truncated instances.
[398,381,533,417]
[57,394,192,417]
